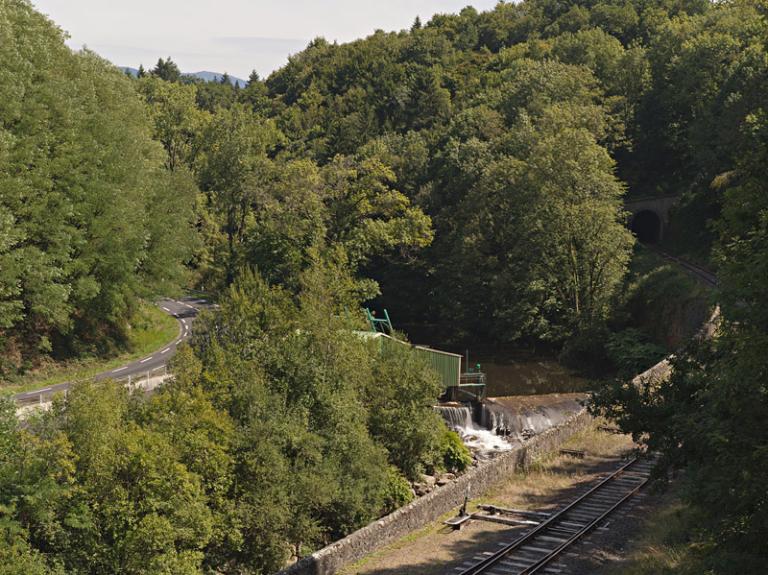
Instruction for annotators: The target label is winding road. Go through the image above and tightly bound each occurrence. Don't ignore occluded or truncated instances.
[12,296,210,406]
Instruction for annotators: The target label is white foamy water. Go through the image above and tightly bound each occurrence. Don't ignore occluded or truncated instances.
[436,406,513,455]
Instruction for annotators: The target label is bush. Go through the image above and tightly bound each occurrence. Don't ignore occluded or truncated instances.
[439,428,472,473]
[381,467,414,514]
[559,324,612,377]
[605,328,666,378]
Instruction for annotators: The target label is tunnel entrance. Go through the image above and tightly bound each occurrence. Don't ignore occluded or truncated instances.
[631,210,662,244]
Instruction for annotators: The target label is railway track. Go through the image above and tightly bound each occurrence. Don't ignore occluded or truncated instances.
[645,245,718,287]
[455,457,655,575]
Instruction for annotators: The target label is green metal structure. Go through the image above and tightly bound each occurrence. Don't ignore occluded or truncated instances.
[412,344,461,389]
[365,308,394,334]
[362,308,485,400]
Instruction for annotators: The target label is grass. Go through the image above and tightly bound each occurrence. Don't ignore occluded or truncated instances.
[1,301,179,395]
[482,422,636,508]
[338,508,459,574]
[599,487,765,575]
[339,420,636,574]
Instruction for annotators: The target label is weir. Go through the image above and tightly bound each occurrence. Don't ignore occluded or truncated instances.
[435,405,513,455]
[435,393,585,455]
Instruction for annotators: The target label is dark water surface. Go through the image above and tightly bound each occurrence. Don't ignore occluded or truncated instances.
[478,358,590,397]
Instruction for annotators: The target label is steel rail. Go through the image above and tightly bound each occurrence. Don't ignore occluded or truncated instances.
[456,457,648,575]
[524,471,649,574]
[644,245,718,287]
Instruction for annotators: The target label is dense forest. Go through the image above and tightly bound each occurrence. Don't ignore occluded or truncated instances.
[1,0,767,572]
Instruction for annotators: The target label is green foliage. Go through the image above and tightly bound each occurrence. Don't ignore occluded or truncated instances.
[621,255,710,349]
[0,518,59,575]
[438,428,473,474]
[381,468,415,514]
[604,328,667,379]
[367,339,445,480]
[6,0,768,570]
[593,68,768,562]
[0,1,196,376]
[151,57,182,83]
[185,263,449,563]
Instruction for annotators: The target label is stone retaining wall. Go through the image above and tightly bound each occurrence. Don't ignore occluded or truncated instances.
[276,408,592,575]
[631,307,720,388]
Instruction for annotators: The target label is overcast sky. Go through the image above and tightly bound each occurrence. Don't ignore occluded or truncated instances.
[32,1,499,79]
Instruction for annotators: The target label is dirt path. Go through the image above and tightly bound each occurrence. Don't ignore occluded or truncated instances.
[340,423,637,575]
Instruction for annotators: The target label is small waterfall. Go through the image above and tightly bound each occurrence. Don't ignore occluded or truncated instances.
[435,406,475,430]
[435,405,512,455]
[480,402,576,441]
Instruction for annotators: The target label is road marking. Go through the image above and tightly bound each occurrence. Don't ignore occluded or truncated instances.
[39,388,52,393]
[112,367,128,373]
[161,348,170,354]
[140,357,153,364]
[162,306,171,312]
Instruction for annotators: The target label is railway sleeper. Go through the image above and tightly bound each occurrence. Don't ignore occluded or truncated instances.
[547,525,582,536]
[599,481,641,490]
[588,494,626,504]
[488,563,524,573]
[518,544,558,555]
[563,512,601,523]
[588,490,627,499]
[499,557,537,569]
[577,498,619,507]
[612,476,646,484]
[513,550,552,562]
[562,510,598,519]
[558,519,586,528]
[575,503,616,514]
[535,534,570,544]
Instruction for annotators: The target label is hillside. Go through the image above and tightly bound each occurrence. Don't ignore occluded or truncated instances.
[120,66,246,86]
[2,0,768,573]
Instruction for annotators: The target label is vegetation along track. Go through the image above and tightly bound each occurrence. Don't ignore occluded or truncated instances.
[645,245,718,288]
[455,457,655,575]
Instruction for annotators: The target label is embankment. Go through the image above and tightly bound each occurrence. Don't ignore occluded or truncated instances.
[276,408,592,575]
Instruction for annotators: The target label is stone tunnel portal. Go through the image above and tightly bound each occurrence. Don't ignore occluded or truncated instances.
[631,210,662,244]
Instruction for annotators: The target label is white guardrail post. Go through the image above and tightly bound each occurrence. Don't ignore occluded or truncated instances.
[16,366,173,415]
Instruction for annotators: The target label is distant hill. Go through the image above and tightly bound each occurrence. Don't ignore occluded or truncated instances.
[119,67,246,87]
[188,71,247,87]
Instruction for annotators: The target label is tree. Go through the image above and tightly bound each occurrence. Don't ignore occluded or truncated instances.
[367,340,445,480]
[197,104,281,286]
[591,17,768,562]
[0,1,198,373]
[0,210,22,331]
[151,57,182,82]
[320,155,433,270]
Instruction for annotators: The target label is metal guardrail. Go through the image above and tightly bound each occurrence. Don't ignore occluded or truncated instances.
[459,372,487,387]
[13,365,171,408]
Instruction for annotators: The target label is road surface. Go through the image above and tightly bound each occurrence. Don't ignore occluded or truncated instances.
[11,297,209,406]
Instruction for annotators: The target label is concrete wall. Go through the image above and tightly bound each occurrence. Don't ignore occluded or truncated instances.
[625,195,679,242]
[275,409,592,575]
[631,307,720,388]
[625,195,679,224]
